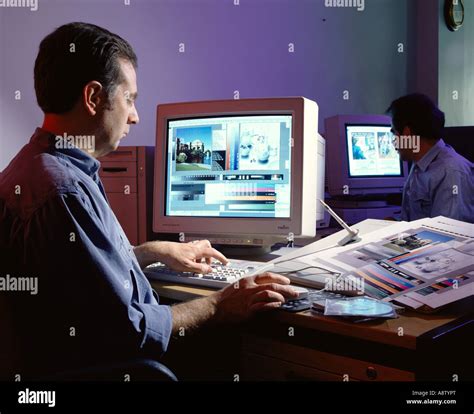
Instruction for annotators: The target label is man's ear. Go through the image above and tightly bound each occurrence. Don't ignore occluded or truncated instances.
[402,126,412,136]
[83,81,104,116]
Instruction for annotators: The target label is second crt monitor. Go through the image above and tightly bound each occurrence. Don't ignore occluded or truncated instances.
[153,97,325,250]
[325,114,409,196]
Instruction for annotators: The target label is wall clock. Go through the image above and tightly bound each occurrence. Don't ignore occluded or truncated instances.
[445,0,465,32]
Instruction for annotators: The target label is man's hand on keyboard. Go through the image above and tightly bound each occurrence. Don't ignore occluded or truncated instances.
[135,240,228,273]
[212,272,299,323]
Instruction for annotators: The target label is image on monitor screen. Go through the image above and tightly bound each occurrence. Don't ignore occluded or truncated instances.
[346,124,402,178]
[165,115,292,219]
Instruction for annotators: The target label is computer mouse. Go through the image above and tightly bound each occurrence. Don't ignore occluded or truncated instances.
[288,285,309,301]
[280,286,311,312]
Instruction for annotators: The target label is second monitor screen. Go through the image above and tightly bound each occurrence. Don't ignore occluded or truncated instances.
[346,124,402,177]
[165,115,292,218]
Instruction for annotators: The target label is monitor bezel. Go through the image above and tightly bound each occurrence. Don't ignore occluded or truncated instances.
[153,98,313,238]
[325,114,409,196]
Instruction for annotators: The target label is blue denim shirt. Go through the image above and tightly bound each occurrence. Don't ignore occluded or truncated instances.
[401,139,474,223]
[0,128,172,377]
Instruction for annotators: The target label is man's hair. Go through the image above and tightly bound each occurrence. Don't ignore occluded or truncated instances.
[34,22,137,114]
[386,93,445,141]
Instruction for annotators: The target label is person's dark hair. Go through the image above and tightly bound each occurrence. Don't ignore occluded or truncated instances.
[34,22,137,114]
[386,93,445,141]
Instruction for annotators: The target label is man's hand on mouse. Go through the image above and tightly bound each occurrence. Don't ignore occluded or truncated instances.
[210,272,299,323]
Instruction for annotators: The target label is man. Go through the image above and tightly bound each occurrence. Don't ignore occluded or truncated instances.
[387,93,474,222]
[0,22,297,380]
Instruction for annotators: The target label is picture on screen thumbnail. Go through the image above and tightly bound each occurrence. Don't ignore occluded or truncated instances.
[175,126,214,171]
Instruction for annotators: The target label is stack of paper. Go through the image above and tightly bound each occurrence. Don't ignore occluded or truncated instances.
[272,217,474,311]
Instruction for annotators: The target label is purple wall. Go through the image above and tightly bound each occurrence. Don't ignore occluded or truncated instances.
[1,0,410,170]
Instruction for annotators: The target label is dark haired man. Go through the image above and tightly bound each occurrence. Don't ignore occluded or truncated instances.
[0,22,297,380]
[387,93,473,223]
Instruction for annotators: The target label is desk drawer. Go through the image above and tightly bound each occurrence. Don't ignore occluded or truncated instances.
[243,352,353,381]
[242,335,414,381]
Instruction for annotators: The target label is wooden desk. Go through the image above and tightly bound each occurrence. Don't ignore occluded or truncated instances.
[151,280,473,381]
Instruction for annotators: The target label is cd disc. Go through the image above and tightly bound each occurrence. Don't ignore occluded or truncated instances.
[324,297,396,317]
[346,298,394,316]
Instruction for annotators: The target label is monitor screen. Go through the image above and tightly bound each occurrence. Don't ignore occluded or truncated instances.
[165,114,292,219]
[346,124,402,177]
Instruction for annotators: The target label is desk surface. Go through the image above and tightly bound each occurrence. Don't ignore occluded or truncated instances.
[150,280,473,351]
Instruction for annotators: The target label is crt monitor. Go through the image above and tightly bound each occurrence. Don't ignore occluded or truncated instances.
[153,97,325,249]
[325,114,409,196]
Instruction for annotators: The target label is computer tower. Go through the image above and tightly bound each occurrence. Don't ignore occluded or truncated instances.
[99,146,154,245]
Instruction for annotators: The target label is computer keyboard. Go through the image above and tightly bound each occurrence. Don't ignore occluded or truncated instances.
[144,259,267,289]
[144,260,347,313]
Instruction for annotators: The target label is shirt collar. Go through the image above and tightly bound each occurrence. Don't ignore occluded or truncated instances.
[415,139,445,172]
[30,127,100,177]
